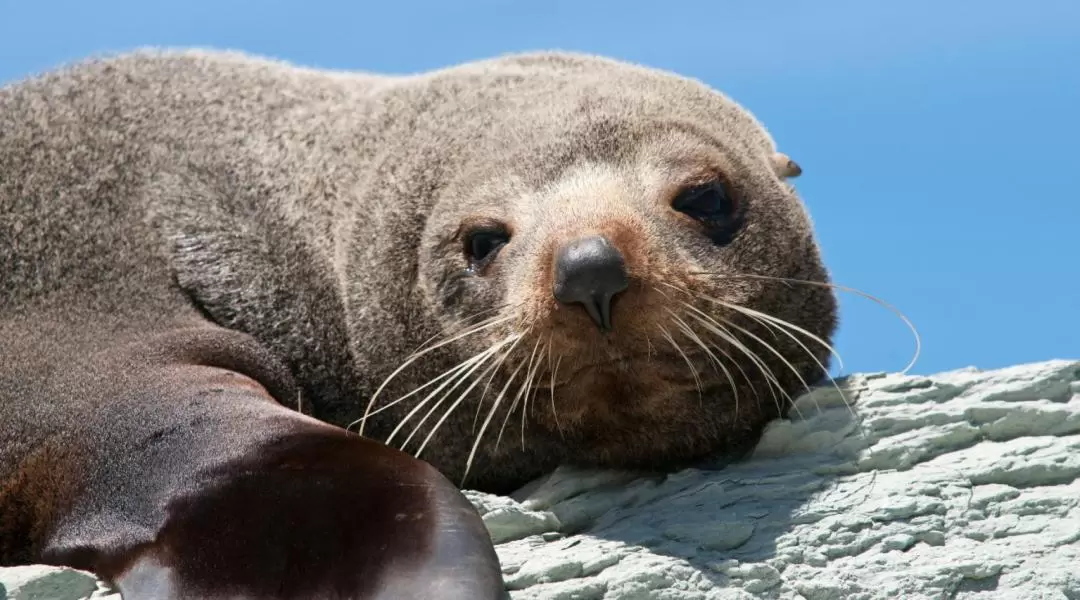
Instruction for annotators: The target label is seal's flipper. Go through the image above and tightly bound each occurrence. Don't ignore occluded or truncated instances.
[1,314,505,599]
[103,432,508,600]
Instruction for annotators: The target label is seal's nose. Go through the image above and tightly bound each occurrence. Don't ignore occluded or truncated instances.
[552,235,629,332]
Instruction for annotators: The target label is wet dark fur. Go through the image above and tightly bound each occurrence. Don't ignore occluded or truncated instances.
[1,50,837,501]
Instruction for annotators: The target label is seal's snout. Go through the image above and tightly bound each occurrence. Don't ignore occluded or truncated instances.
[552,235,629,332]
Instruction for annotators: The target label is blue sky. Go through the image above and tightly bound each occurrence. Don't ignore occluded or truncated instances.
[2,0,1077,376]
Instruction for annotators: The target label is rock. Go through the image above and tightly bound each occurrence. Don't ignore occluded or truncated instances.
[0,566,116,600]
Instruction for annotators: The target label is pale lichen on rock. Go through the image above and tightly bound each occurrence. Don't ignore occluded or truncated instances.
[3,359,1078,599]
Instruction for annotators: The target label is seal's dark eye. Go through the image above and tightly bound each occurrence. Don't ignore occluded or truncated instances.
[671,181,742,244]
[673,182,735,220]
[463,226,510,270]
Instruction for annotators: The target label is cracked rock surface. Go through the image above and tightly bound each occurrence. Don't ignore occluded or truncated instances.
[4,359,1079,599]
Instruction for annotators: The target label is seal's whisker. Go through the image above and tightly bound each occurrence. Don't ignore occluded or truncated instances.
[665,308,739,411]
[678,300,781,399]
[718,300,851,416]
[390,338,516,449]
[671,321,710,407]
[449,303,516,329]
[522,343,548,450]
[408,305,511,356]
[414,333,526,459]
[389,338,511,449]
[659,324,703,401]
[364,347,487,421]
[507,340,544,451]
[688,272,920,374]
[472,332,521,433]
[660,310,721,377]
[496,338,543,453]
[690,288,845,375]
[657,286,740,390]
[672,300,760,400]
[728,306,828,415]
[405,311,514,363]
[656,285,763,401]
[354,313,515,435]
[463,357,527,487]
[662,280,840,378]
[713,315,813,420]
[408,337,523,452]
[690,300,816,398]
[686,285,848,413]
[549,352,564,437]
[473,354,505,434]
[683,307,788,415]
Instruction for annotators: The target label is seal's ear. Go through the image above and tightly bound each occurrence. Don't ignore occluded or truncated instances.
[771,152,802,179]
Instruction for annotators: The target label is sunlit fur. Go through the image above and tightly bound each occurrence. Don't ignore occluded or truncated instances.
[2,49,848,495]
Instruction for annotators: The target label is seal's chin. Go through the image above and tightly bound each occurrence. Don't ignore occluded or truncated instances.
[529,355,707,431]
[547,353,653,384]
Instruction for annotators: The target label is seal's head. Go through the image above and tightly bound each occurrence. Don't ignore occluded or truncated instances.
[371,53,837,490]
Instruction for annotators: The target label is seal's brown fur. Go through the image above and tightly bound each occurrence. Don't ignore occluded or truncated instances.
[1,48,836,514]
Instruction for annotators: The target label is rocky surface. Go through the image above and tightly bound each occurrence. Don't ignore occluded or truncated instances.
[4,359,1079,599]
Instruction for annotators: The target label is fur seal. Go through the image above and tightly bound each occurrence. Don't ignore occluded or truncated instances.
[0,49,837,597]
